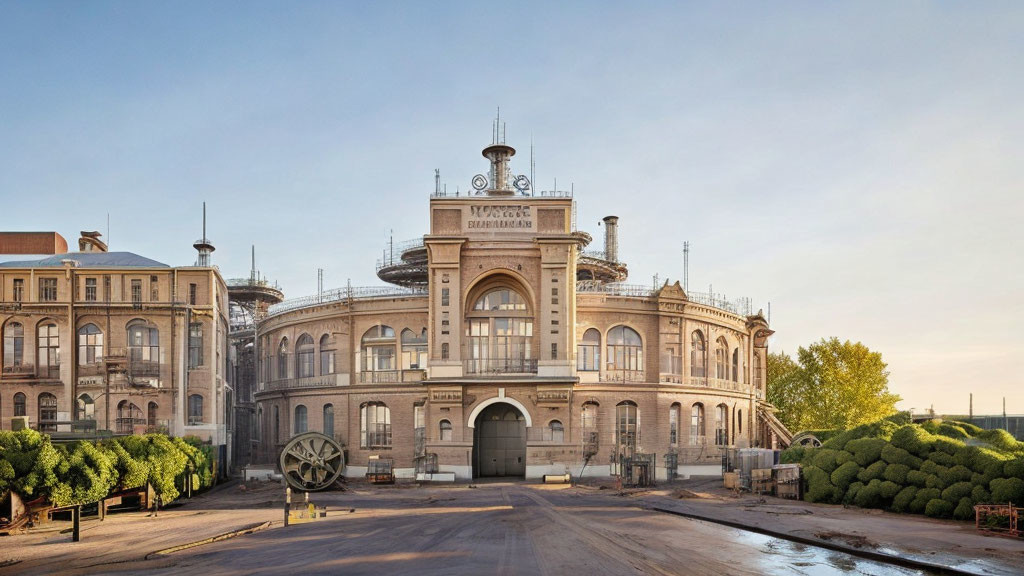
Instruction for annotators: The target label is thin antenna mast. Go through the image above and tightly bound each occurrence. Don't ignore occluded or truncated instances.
[683,241,690,292]
[107,213,110,249]
[434,169,440,195]
[530,135,535,198]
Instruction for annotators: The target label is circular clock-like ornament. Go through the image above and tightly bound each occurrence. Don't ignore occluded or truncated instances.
[471,174,489,191]
[513,174,531,193]
[279,432,345,491]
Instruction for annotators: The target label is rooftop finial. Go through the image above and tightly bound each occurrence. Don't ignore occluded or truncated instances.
[193,201,215,266]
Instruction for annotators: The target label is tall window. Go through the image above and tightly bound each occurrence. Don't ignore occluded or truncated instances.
[616,401,638,449]
[715,404,729,446]
[77,394,95,421]
[439,419,452,441]
[150,276,159,301]
[732,349,739,382]
[130,279,142,305]
[12,278,24,302]
[690,331,706,378]
[669,403,681,445]
[549,420,564,443]
[577,328,600,371]
[737,409,743,434]
[38,323,59,379]
[296,334,314,378]
[690,403,705,445]
[323,404,334,438]
[77,324,103,365]
[440,342,449,360]
[148,401,158,429]
[715,337,729,380]
[466,287,533,374]
[401,328,427,370]
[128,323,159,362]
[13,392,26,417]
[754,352,763,390]
[319,334,334,375]
[84,278,97,301]
[276,337,288,379]
[361,326,396,379]
[188,283,197,305]
[294,405,307,434]
[38,393,57,432]
[3,322,24,371]
[360,402,391,448]
[188,323,203,368]
[39,278,57,302]
[581,401,598,433]
[606,326,642,380]
[188,394,203,425]
[273,405,280,443]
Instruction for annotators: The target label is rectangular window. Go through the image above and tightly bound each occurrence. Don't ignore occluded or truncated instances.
[441,288,449,306]
[188,323,203,368]
[551,343,558,360]
[189,283,198,305]
[131,279,142,305]
[103,276,111,302]
[150,275,159,301]
[39,278,57,302]
[85,278,97,301]
[12,279,24,302]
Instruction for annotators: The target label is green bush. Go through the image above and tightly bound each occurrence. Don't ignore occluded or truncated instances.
[835,451,853,465]
[857,461,887,483]
[925,498,954,518]
[927,451,955,466]
[780,447,805,464]
[830,461,861,491]
[1004,458,1024,479]
[920,460,947,477]
[103,440,149,489]
[846,438,887,467]
[910,488,940,514]
[971,485,991,504]
[906,469,929,487]
[949,421,983,435]
[892,486,918,513]
[953,497,975,520]
[920,420,941,434]
[937,423,969,440]
[879,480,901,499]
[942,465,974,485]
[891,425,937,457]
[50,441,117,507]
[941,482,974,505]
[803,465,837,504]
[955,446,1009,474]
[976,429,1024,453]
[932,437,963,456]
[883,463,910,485]
[0,429,60,498]
[854,479,885,508]
[811,449,841,474]
[881,444,921,468]
[845,481,865,504]
[990,477,1024,506]
[925,474,947,490]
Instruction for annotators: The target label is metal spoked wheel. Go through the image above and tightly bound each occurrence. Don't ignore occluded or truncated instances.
[279,432,345,491]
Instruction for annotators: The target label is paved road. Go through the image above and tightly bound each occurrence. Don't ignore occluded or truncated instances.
[2,482,932,575]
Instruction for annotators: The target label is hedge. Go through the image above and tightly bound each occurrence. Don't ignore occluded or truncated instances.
[786,418,1024,519]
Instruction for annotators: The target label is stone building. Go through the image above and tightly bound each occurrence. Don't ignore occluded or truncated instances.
[0,230,232,467]
[252,135,790,480]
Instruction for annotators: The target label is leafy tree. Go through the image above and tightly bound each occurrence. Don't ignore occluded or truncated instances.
[767,338,901,432]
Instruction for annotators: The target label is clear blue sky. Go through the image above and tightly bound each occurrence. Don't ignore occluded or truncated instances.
[2,2,1021,414]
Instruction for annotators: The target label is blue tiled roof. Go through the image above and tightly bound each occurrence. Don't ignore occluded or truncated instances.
[0,252,169,268]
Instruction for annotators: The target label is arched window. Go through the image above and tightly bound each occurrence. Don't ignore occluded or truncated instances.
[361,326,396,382]
[439,419,452,441]
[323,404,334,438]
[3,322,24,371]
[128,322,159,362]
[273,405,280,444]
[549,420,564,443]
[577,328,600,371]
[731,348,739,383]
[606,326,643,381]
[715,404,729,446]
[669,403,681,445]
[296,334,314,378]
[615,401,638,448]
[753,352,763,390]
[13,392,26,417]
[257,406,263,441]
[294,405,308,434]
[401,328,428,370]
[319,334,334,375]
[78,324,103,365]
[690,403,705,445]
[360,402,391,448]
[188,394,204,425]
[737,409,743,434]
[38,393,57,432]
[466,286,534,374]
[715,337,729,380]
[690,331,706,378]
[117,400,142,433]
[148,401,158,430]
[276,338,289,380]
[77,394,95,421]
[37,323,59,379]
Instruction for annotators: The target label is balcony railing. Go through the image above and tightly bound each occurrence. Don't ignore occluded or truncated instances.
[116,417,146,434]
[78,363,106,377]
[359,370,400,383]
[266,374,340,391]
[464,358,538,375]
[2,363,36,376]
[601,370,646,383]
[687,376,749,393]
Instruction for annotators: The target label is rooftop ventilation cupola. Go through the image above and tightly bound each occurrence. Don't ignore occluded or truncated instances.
[470,111,532,196]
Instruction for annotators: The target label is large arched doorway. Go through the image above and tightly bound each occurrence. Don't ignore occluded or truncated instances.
[473,403,526,478]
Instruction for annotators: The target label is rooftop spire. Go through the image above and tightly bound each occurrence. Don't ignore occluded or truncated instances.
[193,201,215,266]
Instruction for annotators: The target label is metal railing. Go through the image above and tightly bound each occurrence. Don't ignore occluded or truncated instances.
[265,374,339,391]
[576,281,654,297]
[430,189,572,198]
[576,282,754,316]
[601,370,646,383]
[225,277,283,290]
[687,376,750,393]
[267,285,427,316]
[580,250,608,261]
[359,370,400,383]
[464,358,538,375]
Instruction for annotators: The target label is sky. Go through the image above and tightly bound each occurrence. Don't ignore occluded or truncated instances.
[1,2,1021,415]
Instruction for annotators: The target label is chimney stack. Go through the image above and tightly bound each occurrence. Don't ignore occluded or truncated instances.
[603,216,619,263]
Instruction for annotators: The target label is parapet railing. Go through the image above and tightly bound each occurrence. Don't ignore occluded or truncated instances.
[267,285,427,316]
[576,281,753,316]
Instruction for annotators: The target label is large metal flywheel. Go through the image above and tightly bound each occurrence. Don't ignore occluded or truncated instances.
[279,432,345,491]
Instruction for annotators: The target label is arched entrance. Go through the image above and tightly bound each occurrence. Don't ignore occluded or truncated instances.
[473,403,526,478]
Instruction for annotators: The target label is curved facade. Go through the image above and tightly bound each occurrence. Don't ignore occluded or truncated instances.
[252,138,784,480]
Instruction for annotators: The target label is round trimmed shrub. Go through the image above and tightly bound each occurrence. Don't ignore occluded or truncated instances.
[891,425,936,457]
[911,488,940,514]
[50,441,117,507]
[941,482,974,504]
[953,497,975,520]
[971,485,991,504]
[803,465,837,504]
[942,465,974,485]
[920,460,947,476]
[932,437,963,456]
[976,429,1023,453]
[1003,458,1024,479]
[952,421,984,435]
[990,477,1024,506]
[879,480,901,499]
[925,498,954,518]
[830,460,861,491]
[906,469,929,487]
[937,423,968,440]
[845,481,865,504]
[927,451,955,467]
[846,438,887,467]
[882,444,922,468]
[780,446,805,464]
[955,446,1009,474]
[811,449,841,474]
[925,474,947,490]
[857,461,887,483]
[920,420,941,434]
[854,479,885,508]
[883,463,910,485]
[835,451,853,465]
[892,486,918,513]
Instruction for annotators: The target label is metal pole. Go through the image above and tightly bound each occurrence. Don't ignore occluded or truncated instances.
[72,505,81,542]
[284,486,291,527]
